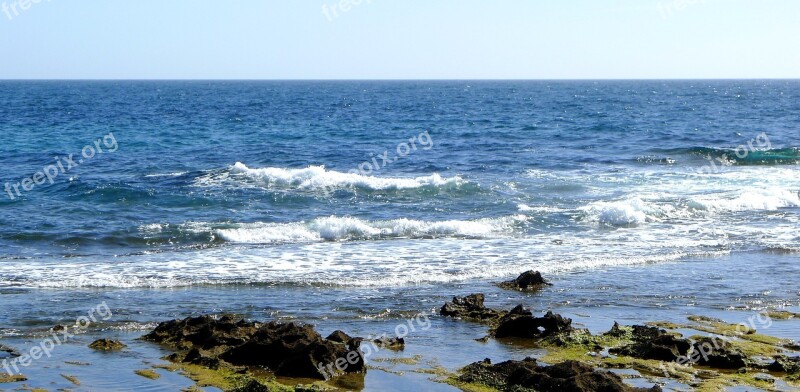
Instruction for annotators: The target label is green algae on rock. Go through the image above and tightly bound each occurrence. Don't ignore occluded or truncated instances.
[454,357,661,392]
[88,338,127,351]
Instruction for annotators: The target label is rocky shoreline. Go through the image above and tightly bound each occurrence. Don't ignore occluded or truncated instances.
[2,271,799,391]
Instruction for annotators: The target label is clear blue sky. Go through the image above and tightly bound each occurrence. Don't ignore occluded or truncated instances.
[1,0,798,79]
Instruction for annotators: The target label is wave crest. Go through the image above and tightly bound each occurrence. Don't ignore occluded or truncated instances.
[194,163,467,192]
[214,215,527,244]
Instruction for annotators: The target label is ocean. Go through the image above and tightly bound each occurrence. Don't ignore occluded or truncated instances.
[1,80,799,390]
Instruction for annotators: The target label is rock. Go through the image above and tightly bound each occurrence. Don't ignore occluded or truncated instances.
[295,384,335,392]
[609,325,691,362]
[688,337,750,369]
[509,304,532,316]
[768,355,800,374]
[440,293,503,321]
[0,374,27,383]
[498,270,553,291]
[230,380,271,392]
[144,315,365,380]
[143,314,260,351]
[0,344,20,358]
[492,311,573,339]
[183,348,221,369]
[88,339,127,351]
[604,322,632,338]
[219,321,365,379]
[373,336,404,351]
[326,330,352,343]
[458,357,661,392]
[754,374,775,383]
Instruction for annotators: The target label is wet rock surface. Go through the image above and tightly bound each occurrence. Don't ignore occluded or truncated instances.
[230,379,272,392]
[609,325,691,361]
[372,336,405,351]
[497,270,552,292]
[440,293,503,321]
[492,310,574,339]
[143,315,365,380]
[88,339,127,351]
[457,357,661,392]
[0,343,20,358]
[143,314,260,351]
[688,336,751,369]
[769,355,800,375]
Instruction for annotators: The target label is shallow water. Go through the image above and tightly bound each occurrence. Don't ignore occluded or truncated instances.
[1,251,798,391]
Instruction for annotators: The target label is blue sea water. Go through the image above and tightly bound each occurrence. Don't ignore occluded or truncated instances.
[1,80,800,391]
[0,80,799,288]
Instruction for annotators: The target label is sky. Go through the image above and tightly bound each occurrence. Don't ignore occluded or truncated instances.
[0,0,798,79]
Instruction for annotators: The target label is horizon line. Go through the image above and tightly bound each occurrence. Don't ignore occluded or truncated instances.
[1,78,800,82]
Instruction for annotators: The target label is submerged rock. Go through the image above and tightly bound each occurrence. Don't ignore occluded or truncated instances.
[440,293,502,321]
[497,270,552,291]
[457,357,661,392]
[144,315,365,380]
[88,339,127,351]
[609,325,691,362]
[0,344,20,358]
[492,310,574,339]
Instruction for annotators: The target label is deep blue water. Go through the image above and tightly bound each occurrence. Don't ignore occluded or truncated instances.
[0,80,798,288]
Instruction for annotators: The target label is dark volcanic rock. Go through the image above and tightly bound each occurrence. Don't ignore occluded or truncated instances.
[689,337,751,369]
[509,304,533,316]
[183,348,221,369]
[492,311,573,339]
[143,314,260,351]
[768,355,800,374]
[88,339,127,351]
[458,357,661,392]
[230,380,272,392]
[440,293,502,321]
[609,325,691,362]
[221,321,365,378]
[373,336,405,351]
[326,330,352,343]
[498,270,553,292]
[144,315,365,380]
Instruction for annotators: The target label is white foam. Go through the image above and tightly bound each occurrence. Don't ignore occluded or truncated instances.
[217,162,465,191]
[144,172,188,178]
[579,198,676,226]
[691,188,800,213]
[517,204,564,213]
[215,215,526,244]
